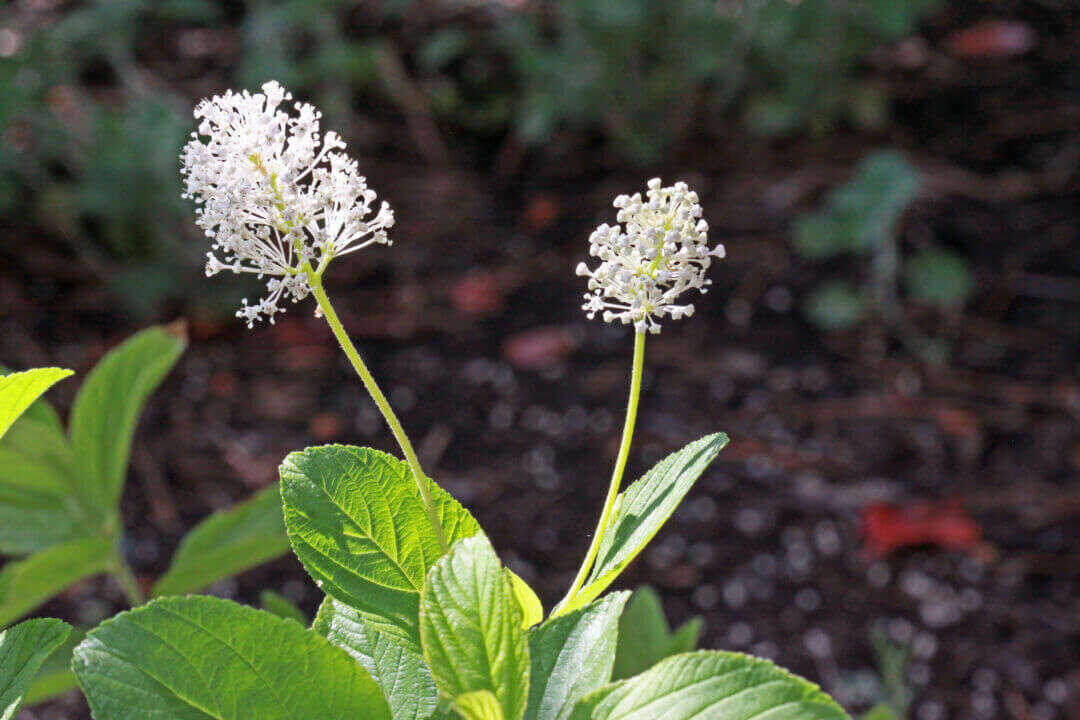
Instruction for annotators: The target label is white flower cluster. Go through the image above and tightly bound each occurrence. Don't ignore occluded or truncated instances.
[180,81,395,327]
[576,178,724,333]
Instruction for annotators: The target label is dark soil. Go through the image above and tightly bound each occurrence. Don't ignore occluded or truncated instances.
[3,2,1079,720]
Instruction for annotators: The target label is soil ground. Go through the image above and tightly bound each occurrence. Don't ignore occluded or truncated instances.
[1,1,1078,718]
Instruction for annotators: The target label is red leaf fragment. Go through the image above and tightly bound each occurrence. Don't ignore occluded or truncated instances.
[502,326,577,370]
[861,499,982,558]
[946,21,1036,58]
[450,271,504,315]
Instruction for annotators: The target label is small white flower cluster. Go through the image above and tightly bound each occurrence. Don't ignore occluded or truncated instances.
[576,178,724,333]
[180,81,394,327]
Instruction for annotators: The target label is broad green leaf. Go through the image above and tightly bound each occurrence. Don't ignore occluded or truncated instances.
[153,484,288,596]
[557,434,728,616]
[509,571,544,629]
[0,618,72,720]
[73,595,392,720]
[0,535,115,626]
[260,591,306,625]
[525,592,629,720]
[281,445,481,644]
[0,368,72,439]
[569,651,848,720]
[22,627,86,707]
[456,691,504,720]
[421,536,529,720]
[315,598,439,720]
[612,586,702,681]
[69,323,186,515]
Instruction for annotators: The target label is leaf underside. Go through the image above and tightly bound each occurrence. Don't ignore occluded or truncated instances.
[559,433,728,616]
[420,535,530,720]
[314,597,439,720]
[570,651,849,720]
[526,593,630,720]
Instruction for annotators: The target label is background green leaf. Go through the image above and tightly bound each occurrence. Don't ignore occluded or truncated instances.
[22,627,86,707]
[559,434,728,615]
[805,281,866,331]
[68,323,186,517]
[612,586,702,681]
[509,571,544,629]
[570,651,848,720]
[421,535,530,720]
[525,592,629,720]
[0,424,86,554]
[0,618,72,720]
[315,598,439,720]
[0,368,72,439]
[259,590,307,625]
[73,595,391,720]
[281,445,481,644]
[0,367,86,554]
[0,535,115,627]
[904,247,974,309]
[153,484,288,596]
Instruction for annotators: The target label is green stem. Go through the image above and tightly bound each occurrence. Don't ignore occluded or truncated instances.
[555,330,646,614]
[304,267,450,554]
[112,558,145,607]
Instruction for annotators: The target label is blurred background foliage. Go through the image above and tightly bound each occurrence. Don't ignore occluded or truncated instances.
[0,0,946,318]
[3,5,1078,717]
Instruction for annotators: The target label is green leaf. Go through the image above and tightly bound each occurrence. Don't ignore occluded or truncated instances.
[0,535,115,626]
[281,445,481,644]
[0,364,64,436]
[509,571,544,629]
[525,592,629,720]
[69,323,186,516]
[612,586,701,681]
[904,247,974,309]
[22,627,86,707]
[455,691,505,720]
[73,595,392,720]
[569,651,849,720]
[558,434,728,616]
[667,617,703,656]
[862,704,900,720]
[805,282,866,331]
[420,535,530,720]
[0,618,72,720]
[0,368,72,440]
[314,598,439,720]
[0,433,85,555]
[260,591,306,625]
[0,384,88,554]
[153,484,288,596]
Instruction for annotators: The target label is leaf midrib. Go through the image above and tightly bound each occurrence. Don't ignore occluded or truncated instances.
[297,462,424,593]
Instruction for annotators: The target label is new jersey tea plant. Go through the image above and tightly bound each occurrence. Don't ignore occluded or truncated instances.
[1,83,850,720]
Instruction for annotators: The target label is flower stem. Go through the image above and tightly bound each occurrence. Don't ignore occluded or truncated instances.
[305,267,450,554]
[555,330,646,615]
